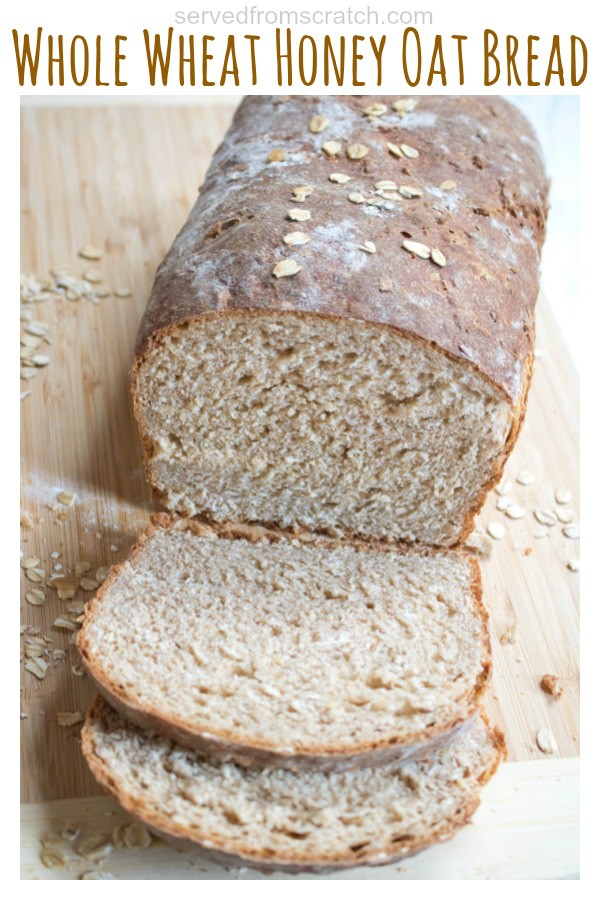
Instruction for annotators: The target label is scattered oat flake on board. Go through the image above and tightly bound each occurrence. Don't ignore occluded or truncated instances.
[76,834,113,861]
[75,561,92,577]
[57,490,76,506]
[402,240,431,259]
[67,600,84,615]
[20,509,34,528]
[386,142,403,158]
[375,180,397,191]
[496,496,512,512]
[555,488,572,504]
[563,524,580,540]
[440,179,456,191]
[347,143,369,160]
[322,140,342,157]
[82,268,103,283]
[273,260,302,278]
[487,522,505,540]
[267,148,285,163]
[72,663,86,678]
[287,208,311,222]
[348,192,366,204]
[51,575,79,592]
[431,248,446,267]
[309,115,329,133]
[124,822,153,849]
[504,505,526,520]
[536,728,558,754]
[359,242,376,254]
[379,277,393,292]
[32,354,50,367]
[53,616,77,631]
[516,470,536,485]
[57,711,83,727]
[534,508,557,526]
[24,658,49,680]
[114,287,132,298]
[567,559,580,572]
[495,478,512,496]
[40,849,67,869]
[96,566,110,582]
[329,172,351,184]
[25,568,44,583]
[540,674,563,698]
[80,577,99,591]
[556,508,575,524]
[500,622,518,644]
[79,245,103,261]
[21,557,40,569]
[25,589,46,607]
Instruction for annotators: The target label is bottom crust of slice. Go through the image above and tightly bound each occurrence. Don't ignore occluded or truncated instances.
[82,696,506,873]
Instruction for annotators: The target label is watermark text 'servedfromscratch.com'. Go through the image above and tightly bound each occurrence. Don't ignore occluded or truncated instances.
[174,7,434,28]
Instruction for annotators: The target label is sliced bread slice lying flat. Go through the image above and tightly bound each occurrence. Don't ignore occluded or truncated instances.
[78,516,490,770]
[82,696,505,873]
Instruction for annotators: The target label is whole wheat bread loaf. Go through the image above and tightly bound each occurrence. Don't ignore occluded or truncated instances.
[132,95,548,547]
[82,695,505,873]
[77,516,490,770]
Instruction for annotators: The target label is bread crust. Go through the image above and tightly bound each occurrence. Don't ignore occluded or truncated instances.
[81,696,506,873]
[130,95,547,545]
[77,515,492,771]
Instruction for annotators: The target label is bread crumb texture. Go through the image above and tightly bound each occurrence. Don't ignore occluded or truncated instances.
[136,316,512,546]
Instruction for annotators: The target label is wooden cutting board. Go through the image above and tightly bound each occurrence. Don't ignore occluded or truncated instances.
[20,103,579,879]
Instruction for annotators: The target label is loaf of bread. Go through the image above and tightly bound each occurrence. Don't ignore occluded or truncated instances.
[77,516,490,770]
[132,95,548,547]
[82,695,505,873]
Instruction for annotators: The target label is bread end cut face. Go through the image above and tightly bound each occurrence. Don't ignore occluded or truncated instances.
[78,519,491,768]
[82,696,505,872]
[133,313,513,547]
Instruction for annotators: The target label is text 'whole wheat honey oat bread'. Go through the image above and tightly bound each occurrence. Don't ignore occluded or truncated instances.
[77,517,491,770]
[82,696,506,873]
[132,95,548,547]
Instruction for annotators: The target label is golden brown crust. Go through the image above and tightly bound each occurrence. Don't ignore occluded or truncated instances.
[81,696,506,873]
[134,96,547,400]
[77,515,492,771]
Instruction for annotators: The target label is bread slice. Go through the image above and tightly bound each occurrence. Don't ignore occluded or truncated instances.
[77,516,490,770]
[82,696,505,873]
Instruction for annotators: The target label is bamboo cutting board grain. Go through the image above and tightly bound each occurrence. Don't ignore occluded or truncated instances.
[20,103,579,878]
